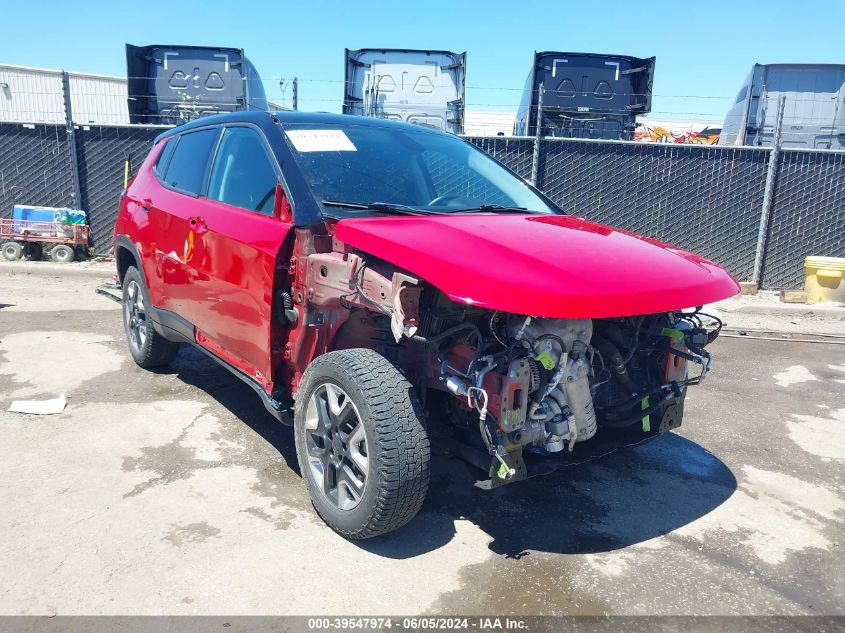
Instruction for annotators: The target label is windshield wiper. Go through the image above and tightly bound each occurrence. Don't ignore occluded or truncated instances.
[321,199,438,216]
[444,204,534,214]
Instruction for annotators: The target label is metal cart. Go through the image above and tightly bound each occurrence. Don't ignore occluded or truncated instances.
[0,218,89,263]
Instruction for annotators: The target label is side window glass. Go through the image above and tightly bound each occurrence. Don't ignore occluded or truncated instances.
[163,128,219,195]
[154,137,176,176]
[207,127,278,214]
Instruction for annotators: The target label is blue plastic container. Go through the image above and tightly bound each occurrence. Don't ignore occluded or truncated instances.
[11,205,86,232]
[12,205,58,224]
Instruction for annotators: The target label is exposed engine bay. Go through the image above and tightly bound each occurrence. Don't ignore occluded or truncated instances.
[296,246,723,488]
[411,289,720,485]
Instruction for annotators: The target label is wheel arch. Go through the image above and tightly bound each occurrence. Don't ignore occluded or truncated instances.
[114,236,144,285]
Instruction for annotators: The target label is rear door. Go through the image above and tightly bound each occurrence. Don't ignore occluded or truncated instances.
[145,127,220,318]
[188,124,293,389]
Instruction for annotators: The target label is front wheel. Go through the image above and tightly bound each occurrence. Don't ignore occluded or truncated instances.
[2,241,23,261]
[294,348,430,539]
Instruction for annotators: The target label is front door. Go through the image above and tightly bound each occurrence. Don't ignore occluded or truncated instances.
[187,125,293,390]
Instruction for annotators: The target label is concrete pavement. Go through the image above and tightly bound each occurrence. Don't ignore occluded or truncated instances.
[0,271,843,616]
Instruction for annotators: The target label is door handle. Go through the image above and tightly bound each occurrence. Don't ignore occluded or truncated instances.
[128,196,152,213]
[189,216,208,234]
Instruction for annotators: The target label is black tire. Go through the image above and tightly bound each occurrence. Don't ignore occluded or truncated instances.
[2,241,23,261]
[294,348,430,539]
[50,244,75,263]
[122,266,179,368]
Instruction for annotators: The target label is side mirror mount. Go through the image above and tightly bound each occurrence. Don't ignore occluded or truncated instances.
[274,183,293,223]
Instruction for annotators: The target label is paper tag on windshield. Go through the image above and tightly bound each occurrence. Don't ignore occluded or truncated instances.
[285,129,356,152]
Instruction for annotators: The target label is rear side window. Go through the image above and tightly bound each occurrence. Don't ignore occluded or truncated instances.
[160,128,219,195]
[207,127,278,214]
[153,138,176,175]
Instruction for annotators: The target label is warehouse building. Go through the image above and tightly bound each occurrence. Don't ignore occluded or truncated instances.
[463,109,517,136]
[0,63,129,125]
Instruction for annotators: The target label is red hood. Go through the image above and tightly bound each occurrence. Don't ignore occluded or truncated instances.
[334,214,740,319]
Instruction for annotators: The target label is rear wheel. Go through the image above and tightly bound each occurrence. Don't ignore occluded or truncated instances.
[294,348,430,539]
[2,241,23,261]
[122,266,179,368]
[50,244,75,263]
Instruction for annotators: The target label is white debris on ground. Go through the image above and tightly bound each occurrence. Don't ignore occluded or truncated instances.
[7,394,67,415]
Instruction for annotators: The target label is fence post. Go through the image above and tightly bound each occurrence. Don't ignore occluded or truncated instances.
[292,77,298,111]
[751,95,786,287]
[530,83,545,186]
[61,71,83,211]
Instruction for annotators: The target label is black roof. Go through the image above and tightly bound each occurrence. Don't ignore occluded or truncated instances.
[155,110,447,143]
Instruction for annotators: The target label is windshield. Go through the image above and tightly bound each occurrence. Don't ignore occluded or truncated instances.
[282,122,559,217]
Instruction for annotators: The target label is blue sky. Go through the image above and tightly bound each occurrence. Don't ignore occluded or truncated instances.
[2,0,843,123]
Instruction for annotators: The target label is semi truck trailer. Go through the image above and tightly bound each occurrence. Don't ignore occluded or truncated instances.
[719,63,845,149]
[514,51,655,140]
[343,48,466,134]
[126,44,268,125]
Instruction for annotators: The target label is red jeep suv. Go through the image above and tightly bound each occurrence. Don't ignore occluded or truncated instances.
[112,111,739,538]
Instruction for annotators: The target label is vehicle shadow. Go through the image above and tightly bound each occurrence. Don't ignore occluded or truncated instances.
[162,346,300,476]
[162,346,736,559]
[358,432,737,559]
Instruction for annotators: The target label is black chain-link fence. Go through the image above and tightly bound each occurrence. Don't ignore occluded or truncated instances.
[0,122,160,253]
[466,136,844,289]
[0,123,75,218]
[76,125,162,250]
[1,119,843,290]
[762,149,845,289]
[466,137,535,181]
[539,140,769,282]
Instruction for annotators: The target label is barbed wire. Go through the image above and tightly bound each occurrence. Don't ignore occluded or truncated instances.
[4,71,844,101]
[1,74,841,135]
[4,98,830,121]
[2,117,836,138]
[5,86,841,105]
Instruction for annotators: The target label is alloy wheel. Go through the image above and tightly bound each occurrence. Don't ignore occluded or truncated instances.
[304,383,369,510]
[124,280,148,352]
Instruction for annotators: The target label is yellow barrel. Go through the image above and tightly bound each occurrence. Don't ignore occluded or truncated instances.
[804,256,845,303]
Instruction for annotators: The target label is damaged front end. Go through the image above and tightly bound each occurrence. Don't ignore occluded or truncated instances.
[431,307,719,487]
[289,230,724,489]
